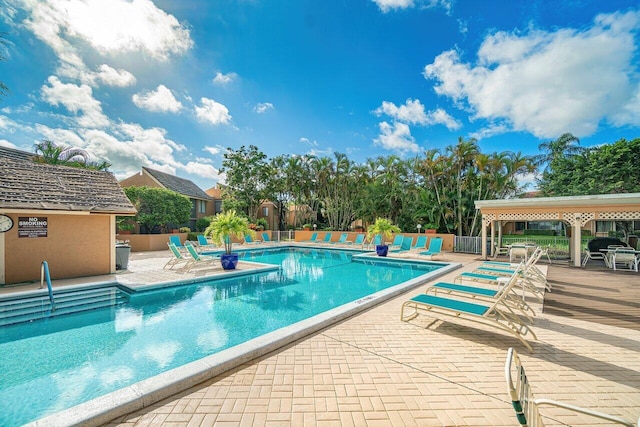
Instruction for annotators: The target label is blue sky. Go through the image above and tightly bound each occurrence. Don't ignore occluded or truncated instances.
[1,0,639,190]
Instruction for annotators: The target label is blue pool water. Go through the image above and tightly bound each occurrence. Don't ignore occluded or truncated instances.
[0,247,444,426]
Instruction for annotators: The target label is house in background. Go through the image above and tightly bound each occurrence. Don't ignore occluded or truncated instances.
[0,146,136,285]
[205,184,280,230]
[120,167,213,230]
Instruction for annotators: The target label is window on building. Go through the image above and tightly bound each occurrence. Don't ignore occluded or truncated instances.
[214,201,223,214]
[262,206,269,217]
[595,221,613,233]
[199,200,206,214]
[514,221,526,231]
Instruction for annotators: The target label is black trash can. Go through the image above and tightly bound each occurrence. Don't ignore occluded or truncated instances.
[116,244,131,270]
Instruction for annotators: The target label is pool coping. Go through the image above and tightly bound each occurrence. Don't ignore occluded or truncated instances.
[25,254,461,427]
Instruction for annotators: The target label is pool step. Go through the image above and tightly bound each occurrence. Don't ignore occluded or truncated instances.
[0,287,130,326]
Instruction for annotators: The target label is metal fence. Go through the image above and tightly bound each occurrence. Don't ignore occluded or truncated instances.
[271,230,296,242]
[453,235,593,258]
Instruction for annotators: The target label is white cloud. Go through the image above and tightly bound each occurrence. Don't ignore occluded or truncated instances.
[40,76,110,128]
[0,115,18,131]
[300,137,318,147]
[424,10,640,138]
[375,99,461,130]
[203,145,225,156]
[132,85,183,113]
[253,102,274,114]
[212,72,237,85]
[94,64,136,87]
[118,122,186,165]
[469,122,510,140]
[195,98,232,125]
[0,139,18,148]
[10,0,192,80]
[371,0,452,13]
[372,0,414,13]
[180,161,224,181]
[374,121,419,154]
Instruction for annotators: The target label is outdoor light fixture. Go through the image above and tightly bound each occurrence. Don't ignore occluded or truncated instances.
[417,224,422,233]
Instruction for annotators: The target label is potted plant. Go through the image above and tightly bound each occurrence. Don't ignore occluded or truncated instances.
[424,223,438,234]
[367,218,401,257]
[116,217,135,235]
[204,210,255,270]
[302,223,312,231]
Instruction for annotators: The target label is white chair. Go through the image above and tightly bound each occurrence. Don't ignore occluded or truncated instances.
[611,248,639,272]
[505,348,638,427]
[582,250,608,267]
[509,245,529,263]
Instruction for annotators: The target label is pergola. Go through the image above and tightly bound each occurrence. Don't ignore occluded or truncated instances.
[475,193,640,267]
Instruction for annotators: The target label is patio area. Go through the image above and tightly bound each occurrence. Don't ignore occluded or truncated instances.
[4,246,639,426]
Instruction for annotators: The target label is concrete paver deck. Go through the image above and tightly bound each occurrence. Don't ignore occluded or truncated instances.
[2,246,639,426]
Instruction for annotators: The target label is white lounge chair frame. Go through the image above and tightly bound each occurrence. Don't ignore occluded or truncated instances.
[505,347,637,427]
[401,275,537,352]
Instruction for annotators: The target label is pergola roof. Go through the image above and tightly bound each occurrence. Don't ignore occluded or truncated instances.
[475,193,640,266]
[475,193,640,210]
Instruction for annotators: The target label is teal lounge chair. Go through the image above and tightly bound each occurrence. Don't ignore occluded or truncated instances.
[261,232,275,243]
[388,235,404,250]
[401,269,537,352]
[411,235,428,251]
[319,232,333,244]
[197,234,218,250]
[184,241,219,270]
[391,236,413,252]
[169,235,184,249]
[366,235,382,250]
[164,243,190,269]
[304,232,318,243]
[419,237,443,259]
[347,234,365,246]
[244,233,259,244]
[332,233,348,245]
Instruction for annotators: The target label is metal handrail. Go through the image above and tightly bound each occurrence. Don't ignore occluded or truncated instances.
[40,260,55,311]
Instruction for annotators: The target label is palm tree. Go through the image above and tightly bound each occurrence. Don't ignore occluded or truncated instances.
[34,140,111,170]
[534,133,583,171]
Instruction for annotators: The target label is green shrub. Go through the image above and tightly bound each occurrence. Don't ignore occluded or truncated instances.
[179,226,191,233]
[256,217,268,230]
[581,229,592,236]
[196,216,214,232]
[187,232,199,241]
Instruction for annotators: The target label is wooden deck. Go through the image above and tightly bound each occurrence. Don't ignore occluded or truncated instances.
[543,262,640,331]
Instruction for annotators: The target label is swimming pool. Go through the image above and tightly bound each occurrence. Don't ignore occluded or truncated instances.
[0,247,458,426]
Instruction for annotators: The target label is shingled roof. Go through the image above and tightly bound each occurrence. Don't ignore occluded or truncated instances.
[0,151,136,214]
[143,166,212,200]
[0,145,35,162]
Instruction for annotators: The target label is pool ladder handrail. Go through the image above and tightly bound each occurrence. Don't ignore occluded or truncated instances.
[40,260,55,311]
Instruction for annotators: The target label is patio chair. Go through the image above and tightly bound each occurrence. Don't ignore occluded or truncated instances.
[410,235,428,251]
[401,270,537,352]
[430,263,535,323]
[164,243,190,269]
[319,232,333,244]
[366,234,382,250]
[505,347,637,427]
[388,235,405,250]
[243,233,260,245]
[581,249,608,267]
[509,244,530,263]
[304,232,318,243]
[197,234,218,250]
[419,237,443,260]
[261,232,275,243]
[169,235,186,252]
[391,235,413,252]
[346,233,365,246]
[611,248,639,272]
[184,241,220,270]
[331,233,348,245]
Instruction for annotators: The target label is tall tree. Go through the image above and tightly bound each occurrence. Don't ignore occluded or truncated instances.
[220,145,272,219]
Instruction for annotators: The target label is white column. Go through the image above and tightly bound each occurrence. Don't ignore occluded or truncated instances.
[571,216,582,267]
[481,218,488,260]
[489,221,496,257]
